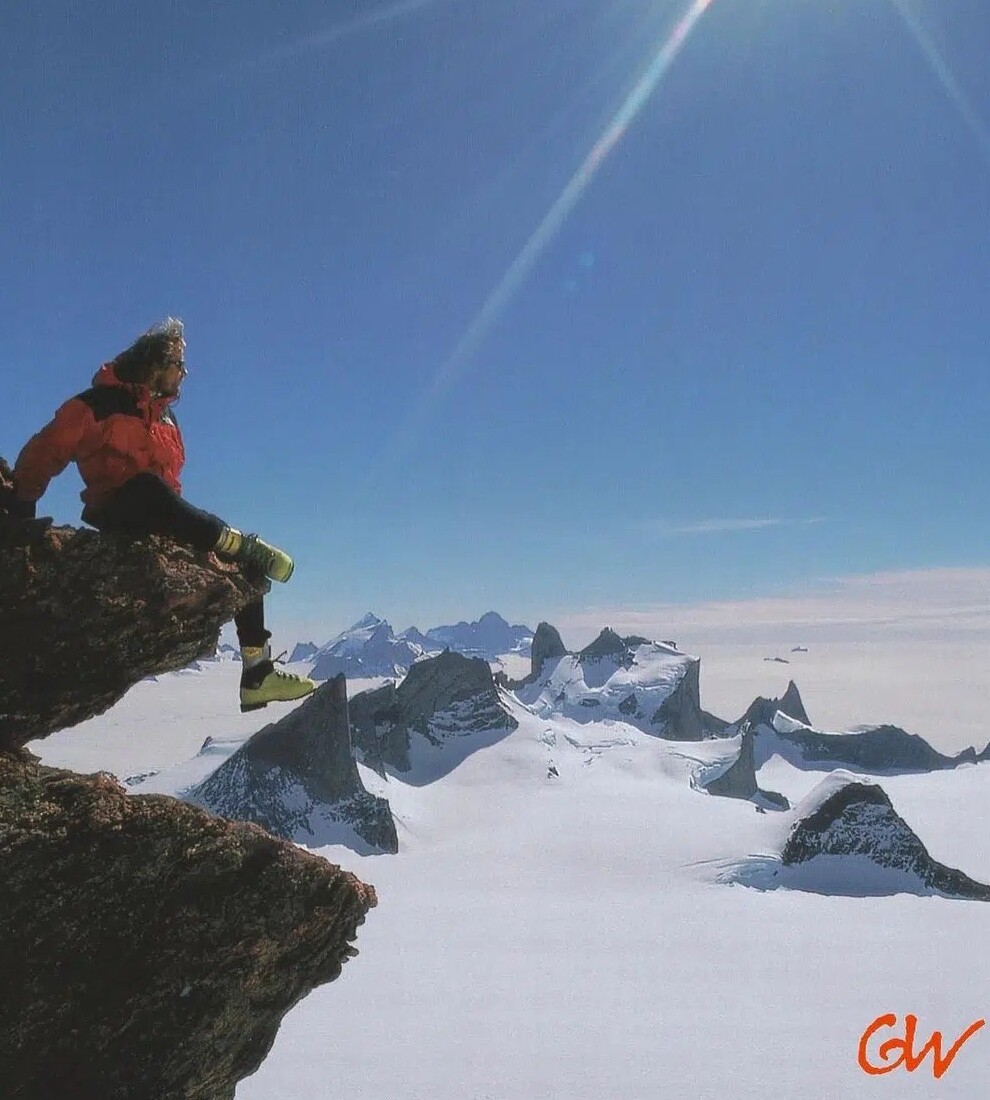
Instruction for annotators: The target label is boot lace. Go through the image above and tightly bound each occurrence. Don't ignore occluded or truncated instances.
[270,651,306,682]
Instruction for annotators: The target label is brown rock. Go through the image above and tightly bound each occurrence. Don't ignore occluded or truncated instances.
[0,523,269,749]
[0,750,377,1099]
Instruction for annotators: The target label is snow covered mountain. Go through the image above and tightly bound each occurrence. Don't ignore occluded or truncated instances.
[288,641,318,663]
[349,649,518,778]
[728,772,990,900]
[732,681,985,774]
[309,613,424,680]
[512,627,706,740]
[421,611,533,659]
[188,674,397,852]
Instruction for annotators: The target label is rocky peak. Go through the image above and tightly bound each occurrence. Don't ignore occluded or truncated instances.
[530,621,568,677]
[349,649,518,773]
[769,720,968,773]
[701,723,788,809]
[577,627,630,664]
[189,674,397,852]
[782,777,990,900]
[740,680,810,730]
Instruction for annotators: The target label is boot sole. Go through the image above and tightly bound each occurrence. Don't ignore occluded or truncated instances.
[239,700,269,713]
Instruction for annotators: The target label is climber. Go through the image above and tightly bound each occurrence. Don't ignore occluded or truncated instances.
[2,318,315,713]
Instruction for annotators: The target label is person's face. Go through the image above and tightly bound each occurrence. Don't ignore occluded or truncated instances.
[155,340,187,396]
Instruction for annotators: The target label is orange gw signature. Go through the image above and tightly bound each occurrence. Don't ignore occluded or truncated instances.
[858,1014,986,1079]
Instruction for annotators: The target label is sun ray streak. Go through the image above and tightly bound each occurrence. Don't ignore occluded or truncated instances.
[240,0,458,71]
[388,0,718,461]
[889,0,990,166]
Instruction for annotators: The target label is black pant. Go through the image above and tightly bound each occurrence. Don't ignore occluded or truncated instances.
[82,473,269,648]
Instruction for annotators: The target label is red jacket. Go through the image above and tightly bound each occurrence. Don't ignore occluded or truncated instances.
[14,363,185,510]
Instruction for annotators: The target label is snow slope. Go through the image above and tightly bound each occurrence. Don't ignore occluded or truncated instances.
[29,661,990,1100]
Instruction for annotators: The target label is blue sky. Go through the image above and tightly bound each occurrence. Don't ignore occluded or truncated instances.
[4,0,990,645]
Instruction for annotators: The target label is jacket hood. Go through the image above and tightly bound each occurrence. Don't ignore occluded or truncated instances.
[92,362,132,388]
[91,362,176,408]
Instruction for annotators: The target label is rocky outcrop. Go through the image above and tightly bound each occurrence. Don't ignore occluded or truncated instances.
[782,777,990,900]
[0,750,376,1099]
[739,680,810,730]
[0,522,269,748]
[650,657,703,741]
[349,649,518,774]
[531,621,568,674]
[702,710,731,737]
[577,627,632,664]
[504,621,569,689]
[289,641,318,663]
[0,514,377,1097]
[767,715,976,774]
[190,674,397,853]
[701,723,789,809]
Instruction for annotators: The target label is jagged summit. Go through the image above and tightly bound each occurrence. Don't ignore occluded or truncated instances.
[189,674,397,853]
[398,625,431,648]
[514,626,703,740]
[289,641,318,663]
[577,627,631,663]
[763,714,978,774]
[723,772,990,900]
[424,611,533,659]
[698,723,789,810]
[349,649,518,778]
[739,680,810,730]
[309,613,423,680]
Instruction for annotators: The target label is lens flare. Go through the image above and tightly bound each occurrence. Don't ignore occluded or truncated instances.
[889,0,990,165]
[391,0,718,458]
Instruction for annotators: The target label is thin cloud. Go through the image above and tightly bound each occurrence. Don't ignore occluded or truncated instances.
[642,516,827,537]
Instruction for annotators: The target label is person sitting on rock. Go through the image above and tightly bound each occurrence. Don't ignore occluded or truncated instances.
[3,317,315,713]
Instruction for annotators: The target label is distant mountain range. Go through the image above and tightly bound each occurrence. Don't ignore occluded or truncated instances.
[302,611,534,680]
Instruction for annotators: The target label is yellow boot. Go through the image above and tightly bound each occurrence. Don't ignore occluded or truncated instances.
[214,527,295,583]
[239,644,315,713]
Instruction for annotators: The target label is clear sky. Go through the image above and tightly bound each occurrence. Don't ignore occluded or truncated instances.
[4,0,989,645]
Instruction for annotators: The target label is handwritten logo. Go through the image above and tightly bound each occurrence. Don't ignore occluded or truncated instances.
[858,1014,985,1079]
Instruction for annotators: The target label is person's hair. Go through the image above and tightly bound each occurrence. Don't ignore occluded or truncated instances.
[111,317,185,383]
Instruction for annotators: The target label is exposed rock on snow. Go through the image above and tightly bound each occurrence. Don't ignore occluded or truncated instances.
[189,674,397,853]
[531,621,568,673]
[0,521,269,748]
[349,649,518,774]
[763,714,978,774]
[397,625,432,649]
[780,775,990,900]
[577,627,631,664]
[739,680,810,729]
[0,749,376,1099]
[700,723,789,809]
[514,631,704,740]
[289,641,318,663]
[309,613,423,680]
[503,621,569,689]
